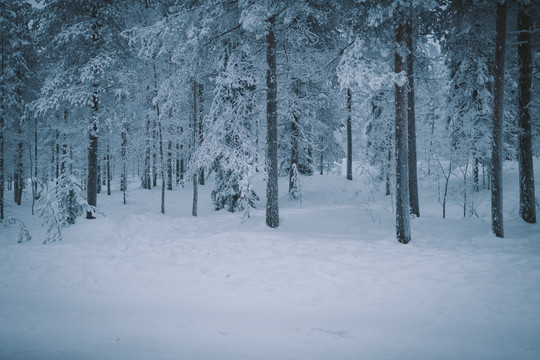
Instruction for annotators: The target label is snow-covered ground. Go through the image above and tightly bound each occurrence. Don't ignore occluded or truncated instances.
[1,161,539,360]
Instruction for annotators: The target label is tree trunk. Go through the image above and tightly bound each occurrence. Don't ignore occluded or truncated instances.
[152,116,157,188]
[176,126,180,185]
[121,124,127,205]
[167,139,173,190]
[144,98,152,190]
[15,120,23,206]
[473,157,479,191]
[192,79,198,217]
[55,130,59,180]
[289,114,299,193]
[198,82,205,186]
[0,99,3,220]
[97,161,101,194]
[106,143,111,196]
[406,16,419,217]
[491,1,507,237]
[517,2,536,224]
[346,87,353,180]
[34,115,37,195]
[394,21,411,244]
[87,118,98,219]
[87,2,100,220]
[0,10,4,220]
[266,15,279,228]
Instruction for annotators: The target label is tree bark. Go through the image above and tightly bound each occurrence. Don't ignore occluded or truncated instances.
[86,2,100,219]
[406,16,419,217]
[144,94,152,189]
[491,1,507,237]
[167,139,173,190]
[517,2,536,224]
[106,143,111,196]
[266,15,279,228]
[346,87,353,180]
[289,114,299,193]
[395,21,411,244]
[0,5,4,219]
[14,120,23,206]
[198,82,205,185]
[121,124,127,205]
[192,79,198,217]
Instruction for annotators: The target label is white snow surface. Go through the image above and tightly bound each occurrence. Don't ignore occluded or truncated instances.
[1,161,539,360]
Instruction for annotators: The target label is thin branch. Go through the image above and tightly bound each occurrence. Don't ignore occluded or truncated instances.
[202,23,242,48]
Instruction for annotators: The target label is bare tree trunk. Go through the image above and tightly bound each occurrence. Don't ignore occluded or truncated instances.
[176,126,180,185]
[86,2,100,219]
[106,142,111,196]
[386,148,391,196]
[394,20,411,244]
[34,115,37,195]
[55,130,59,180]
[289,113,299,193]
[346,87,353,180]
[167,139,173,190]
[0,10,4,220]
[406,15,419,217]
[144,99,152,190]
[517,2,536,224]
[198,82,205,186]
[473,157,479,191]
[266,15,279,228]
[14,118,23,206]
[192,79,198,217]
[121,124,127,205]
[491,1,507,237]
[152,116,158,188]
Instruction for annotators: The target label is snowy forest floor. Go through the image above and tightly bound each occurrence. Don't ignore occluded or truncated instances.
[1,161,539,360]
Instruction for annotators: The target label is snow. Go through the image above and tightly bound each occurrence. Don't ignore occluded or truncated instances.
[1,162,539,360]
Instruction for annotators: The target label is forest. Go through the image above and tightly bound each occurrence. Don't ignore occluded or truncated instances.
[0,0,538,240]
[1,0,539,359]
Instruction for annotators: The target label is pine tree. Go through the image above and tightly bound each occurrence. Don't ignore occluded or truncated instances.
[394,20,411,244]
[0,0,35,218]
[517,1,536,224]
[491,0,507,238]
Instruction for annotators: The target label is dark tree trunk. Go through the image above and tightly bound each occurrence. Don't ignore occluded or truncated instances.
[87,119,98,219]
[266,15,279,228]
[517,2,536,224]
[192,79,198,217]
[106,143,111,196]
[491,1,507,237]
[167,139,173,190]
[97,161,102,194]
[152,116,157,188]
[0,11,4,219]
[346,87,353,180]
[144,100,152,190]
[386,148,391,196]
[0,98,3,220]
[198,82,205,186]
[87,2,100,219]
[152,63,165,214]
[176,126,180,185]
[55,130,59,180]
[395,21,411,244]
[121,124,127,205]
[289,114,299,193]
[473,157,479,191]
[406,16,419,217]
[15,120,23,206]
[34,115,38,195]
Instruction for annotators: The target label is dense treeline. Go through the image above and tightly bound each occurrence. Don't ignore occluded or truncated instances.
[0,0,538,242]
